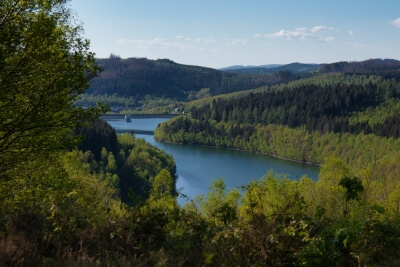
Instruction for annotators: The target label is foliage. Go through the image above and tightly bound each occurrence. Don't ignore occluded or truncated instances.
[0,150,126,265]
[2,148,400,266]
[75,93,139,108]
[154,72,400,174]
[199,178,240,227]
[74,119,178,206]
[318,58,400,79]
[2,1,400,265]
[75,93,179,114]
[0,0,107,179]
[146,68,400,265]
[339,176,364,219]
[155,116,400,169]
[117,135,177,205]
[75,118,118,160]
[188,79,400,137]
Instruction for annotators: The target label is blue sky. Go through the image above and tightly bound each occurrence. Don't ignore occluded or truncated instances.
[69,0,400,69]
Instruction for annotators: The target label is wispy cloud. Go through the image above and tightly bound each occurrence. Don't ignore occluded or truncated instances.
[176,35,217,44]
[322,36,335,42]
[116,37,186,49]
[391,18,400,28]
[227,38,248,45]
[344,42,377,50]
[344,42,366,49]
[267,29,312,40]
[258,25,337,42]
[178,35,248,46]
[116,38,165,46]
[116,37,219,53]
[348,30,355,36]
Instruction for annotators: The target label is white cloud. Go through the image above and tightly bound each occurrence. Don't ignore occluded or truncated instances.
[348,30,354,36]
[264,26,336,42]
[267,29,312,40]
[310,26,336,33]
[227,39,248,45]
[391,18,400,28]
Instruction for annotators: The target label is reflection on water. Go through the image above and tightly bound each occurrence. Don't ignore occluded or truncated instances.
[106,118,320,205]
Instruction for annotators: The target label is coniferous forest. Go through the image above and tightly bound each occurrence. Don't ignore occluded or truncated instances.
[2,1,400,266]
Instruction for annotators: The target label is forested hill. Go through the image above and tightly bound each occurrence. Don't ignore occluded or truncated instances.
[319,58,400,77]
[155,71,400,165]
[87,57,400,102]
[221,58,400,76]
[86,56,305,100]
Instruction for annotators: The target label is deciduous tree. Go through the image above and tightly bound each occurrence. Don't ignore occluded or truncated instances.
[0,0,105,179]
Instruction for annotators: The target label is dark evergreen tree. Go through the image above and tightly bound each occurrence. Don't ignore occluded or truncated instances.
[75,119,118,160]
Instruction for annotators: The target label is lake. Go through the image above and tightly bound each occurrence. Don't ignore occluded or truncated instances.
[104,117,320,204]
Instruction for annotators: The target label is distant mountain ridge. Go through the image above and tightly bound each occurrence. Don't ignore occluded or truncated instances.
[221,63,320,75]
[220,64,283,71]
[221,59,400,75]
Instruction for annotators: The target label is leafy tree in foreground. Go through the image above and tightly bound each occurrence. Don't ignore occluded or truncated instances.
[339,176,364,216]
[0,0,106,179]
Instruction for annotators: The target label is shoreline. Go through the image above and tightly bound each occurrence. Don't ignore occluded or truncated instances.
[154,138,322,167]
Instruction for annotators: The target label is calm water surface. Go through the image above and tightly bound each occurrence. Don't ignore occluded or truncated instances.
[106,118,320,204]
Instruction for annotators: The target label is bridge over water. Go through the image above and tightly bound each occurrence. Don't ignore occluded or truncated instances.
[101,114,179,135]
[100,114,179,120]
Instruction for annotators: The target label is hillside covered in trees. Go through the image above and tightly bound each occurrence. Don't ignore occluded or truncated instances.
[86,56,266,99]
[85,56,318,101]
[155,72,400,163]
[74,119,177,204]
[189,76,400,138]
